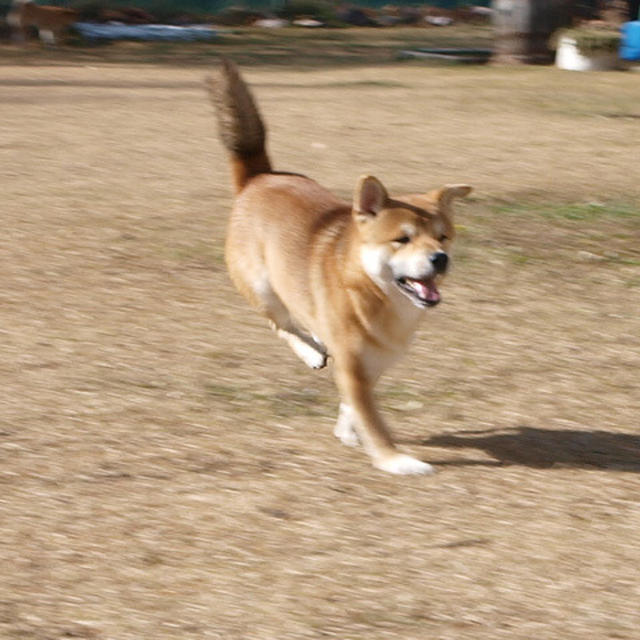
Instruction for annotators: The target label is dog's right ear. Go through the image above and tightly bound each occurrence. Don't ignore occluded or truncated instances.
[353,175,388,221]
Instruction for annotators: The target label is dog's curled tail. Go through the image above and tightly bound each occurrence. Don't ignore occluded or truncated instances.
[207,58,272,194]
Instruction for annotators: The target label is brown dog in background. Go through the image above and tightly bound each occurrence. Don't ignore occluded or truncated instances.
[208,59,471,474]
[7,0,77,45]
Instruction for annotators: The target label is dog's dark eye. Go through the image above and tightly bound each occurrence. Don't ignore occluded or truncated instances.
[394,236,411,245]
[439,235,449,242]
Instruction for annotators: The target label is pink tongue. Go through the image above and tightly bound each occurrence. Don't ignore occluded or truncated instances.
[411,279,440,303]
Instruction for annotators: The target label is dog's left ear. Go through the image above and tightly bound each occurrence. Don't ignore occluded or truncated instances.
[353,175,388,221]
[435,184,472,209]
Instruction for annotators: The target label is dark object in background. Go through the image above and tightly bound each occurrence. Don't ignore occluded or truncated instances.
[336,7,378,27]
[492,0,575,64]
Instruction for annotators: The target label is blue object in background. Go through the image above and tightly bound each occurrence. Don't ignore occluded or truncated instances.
[74,23,217,42]
[620,21,640,60]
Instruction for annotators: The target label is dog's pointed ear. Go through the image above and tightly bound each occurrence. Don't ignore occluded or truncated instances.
[353,175,388,221]
[435,184,472,209]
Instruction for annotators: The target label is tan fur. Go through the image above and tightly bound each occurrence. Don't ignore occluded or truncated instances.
[208,59,472,474]
[8,0,77,45]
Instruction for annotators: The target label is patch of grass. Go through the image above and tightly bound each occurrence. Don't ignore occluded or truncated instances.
[381,384,455,414]
[170,240,223,267]
[466,200,640,274]
[269,389,334,418]
[203,382,333,417]
[607,255,640,267]
[275,0,344,27]
[493,201,640,222]
[560,28,621,54]
[508,251,535,266]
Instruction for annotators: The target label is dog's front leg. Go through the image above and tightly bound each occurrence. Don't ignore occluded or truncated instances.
[333,357,434,475]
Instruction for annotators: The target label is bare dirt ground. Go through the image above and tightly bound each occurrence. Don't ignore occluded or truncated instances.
[1,36,640,640]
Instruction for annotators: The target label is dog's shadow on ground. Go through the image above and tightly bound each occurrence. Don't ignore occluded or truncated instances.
[403,426,640,472]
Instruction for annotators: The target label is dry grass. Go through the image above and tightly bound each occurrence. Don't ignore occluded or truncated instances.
[1,33,640,640]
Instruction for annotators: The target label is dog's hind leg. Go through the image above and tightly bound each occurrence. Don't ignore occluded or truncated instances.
[249,274,328,369]
[333,403,360,447]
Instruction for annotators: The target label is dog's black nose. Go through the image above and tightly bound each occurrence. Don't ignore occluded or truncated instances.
[431,251,449,274]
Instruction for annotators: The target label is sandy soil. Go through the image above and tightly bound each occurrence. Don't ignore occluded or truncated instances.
[1,54,640,640]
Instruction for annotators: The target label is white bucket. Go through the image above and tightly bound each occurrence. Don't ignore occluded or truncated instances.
[555,36,620,71]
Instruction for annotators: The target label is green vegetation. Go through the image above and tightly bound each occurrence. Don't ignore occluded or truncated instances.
[493,202,640,222]
[560,27,622,54]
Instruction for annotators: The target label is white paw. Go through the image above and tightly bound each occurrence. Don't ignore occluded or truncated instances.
[374,453,434,475]
[334,404,360,447]
[280,331,327,369]
[334,422,360,447]
[302,346,327,370]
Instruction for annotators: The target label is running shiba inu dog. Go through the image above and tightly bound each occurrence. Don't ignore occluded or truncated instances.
[7,0,77,45]
[208,59,471,475]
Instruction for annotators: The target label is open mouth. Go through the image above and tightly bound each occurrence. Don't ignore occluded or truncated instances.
[395,276,441,308]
